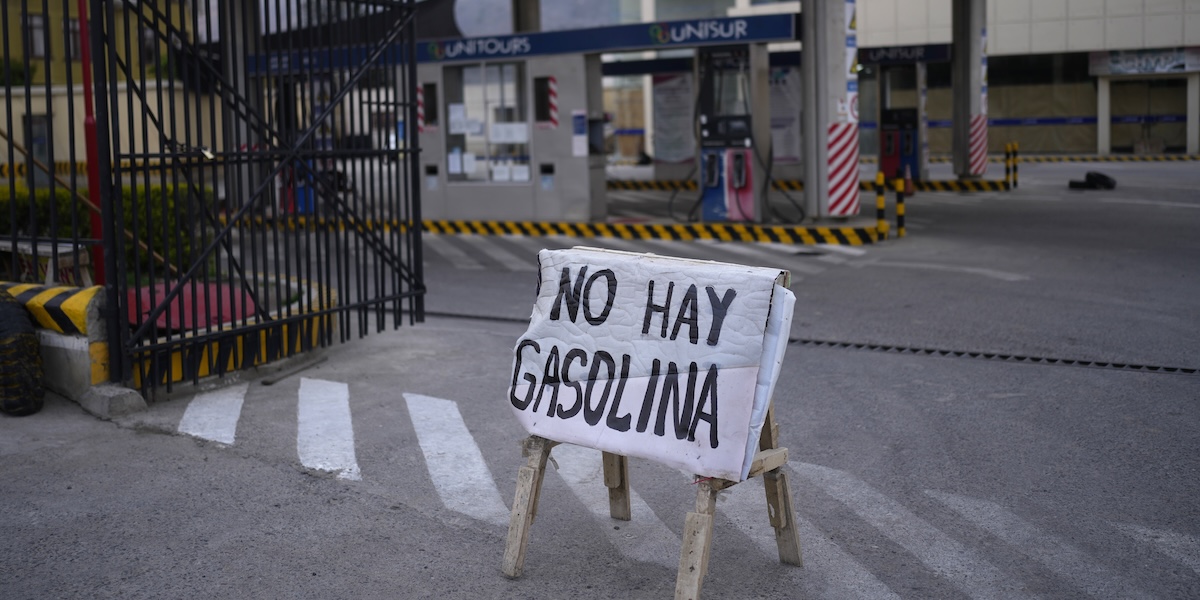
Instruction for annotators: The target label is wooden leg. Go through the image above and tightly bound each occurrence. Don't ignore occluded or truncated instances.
[763,468,803,567]
[675,480,720,600]
[502,436,553,578]
[602,451,631,521]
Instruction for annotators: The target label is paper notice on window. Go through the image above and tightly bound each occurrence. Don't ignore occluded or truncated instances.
[448,104,468,134]
[463,153,477,174]
[493,164,512,182]
[491,122,529,144]
[511,164,530,182]
[448,151,462,174]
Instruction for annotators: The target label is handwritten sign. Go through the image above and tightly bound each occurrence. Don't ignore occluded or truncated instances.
[509,247,794,481]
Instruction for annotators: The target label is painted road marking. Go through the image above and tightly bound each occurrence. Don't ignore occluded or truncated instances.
[424,234,484,270]
[1113,522,1200,576]
[850,259,1031,282]
[929,491,1153,600]
[297,378,361,481]
[692,239,826,274]
[722,477,901,600]
[551,444,680,569]
[460,234,536,271]
[793,462,1033,600]
[1099,198,1200,210]
[177,383,249,444]
[403,393,510,527]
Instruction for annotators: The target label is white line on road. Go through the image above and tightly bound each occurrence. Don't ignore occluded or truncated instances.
[722,477,901,599]
[1112,522,1200,576]
[551,444,681,569]
[793,462,1032,600]
[424,234,484,270]
[177,383,249,445]
[928,491,1153,599]
[403,393,510,527]
[459,234,537,271]
[815,243,868,257]
[850,259,1031,282]
[297,378,361,481]
[691,239,827,274]
[1099,198,1200,210]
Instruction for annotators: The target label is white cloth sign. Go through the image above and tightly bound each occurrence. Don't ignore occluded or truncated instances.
[509,247,795,481]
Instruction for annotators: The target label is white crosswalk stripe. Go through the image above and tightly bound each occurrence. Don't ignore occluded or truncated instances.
[929,490,1153,599]
[721,477,902,600]
[297,378,361,480]
[457,234,538,271]
[404,393,511,527]
[424,234,485,270]
[550,444,681,569]
[793,461,1034,600]
[177,383,248,444]
[1112,522,1200,576]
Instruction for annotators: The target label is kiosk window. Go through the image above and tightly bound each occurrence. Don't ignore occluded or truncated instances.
[444,62,529,183]
[422,83,438,126]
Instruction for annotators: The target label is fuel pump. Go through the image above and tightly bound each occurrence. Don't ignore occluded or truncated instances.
[694,45,769,222]
[879,108,920,180]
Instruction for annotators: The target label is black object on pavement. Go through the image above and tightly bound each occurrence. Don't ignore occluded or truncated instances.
[0,289,45,416]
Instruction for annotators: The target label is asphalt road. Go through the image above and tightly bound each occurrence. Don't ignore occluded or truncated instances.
[3,160,1198,599]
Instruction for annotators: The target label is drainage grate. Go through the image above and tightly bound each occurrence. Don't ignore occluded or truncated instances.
[792,338,1198,376]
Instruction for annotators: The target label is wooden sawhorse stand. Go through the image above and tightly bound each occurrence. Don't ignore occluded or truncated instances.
[502,404,803,599]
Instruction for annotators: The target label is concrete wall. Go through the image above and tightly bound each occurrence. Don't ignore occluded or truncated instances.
[2,82,224,177]
[857,0,1200,53]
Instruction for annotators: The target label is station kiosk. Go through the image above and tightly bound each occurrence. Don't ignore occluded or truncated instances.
[417,54,607,222]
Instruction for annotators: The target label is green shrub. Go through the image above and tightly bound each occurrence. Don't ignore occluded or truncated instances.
[0,186,88,239]
[0,184,212,278]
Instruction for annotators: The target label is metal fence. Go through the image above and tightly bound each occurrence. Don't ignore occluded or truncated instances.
[2,0,424,396]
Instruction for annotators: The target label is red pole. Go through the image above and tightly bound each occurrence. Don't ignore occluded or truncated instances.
[77,0,105,285]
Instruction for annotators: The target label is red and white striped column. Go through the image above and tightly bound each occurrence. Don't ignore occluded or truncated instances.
[416,85,425,133]
[827,122,860,216]
[547,75,559,127]
[952,0,988,178]
[968,114,988,175]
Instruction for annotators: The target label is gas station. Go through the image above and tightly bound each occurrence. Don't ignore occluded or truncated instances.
[248,0,994,231]
[414,15,792,223]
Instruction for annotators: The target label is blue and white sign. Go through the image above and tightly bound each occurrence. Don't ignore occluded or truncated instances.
[248,15,798,75]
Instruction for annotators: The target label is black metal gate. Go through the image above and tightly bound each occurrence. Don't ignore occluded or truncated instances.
[90,0,424,394]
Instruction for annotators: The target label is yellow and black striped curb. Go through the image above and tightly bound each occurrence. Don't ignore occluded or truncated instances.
[863,154,1200,164]
[131,314,332,389]
[0,161,89,178]
[424,219,881,245]
[221,215,884,245]
[996,154,1200,163]
[609,179,1010,193]
[0,281,100,336]
[126,278,337,389]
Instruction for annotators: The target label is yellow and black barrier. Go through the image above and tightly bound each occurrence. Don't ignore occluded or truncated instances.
[425,219,881,245]
[221,215,882,245]
[889,151,1198,164]
[608,178,1012,193]
[874,172,889,240]
[131,313,333,389]
[0,161,89,178]
[893,178,907,238]
[0,282,100,336]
